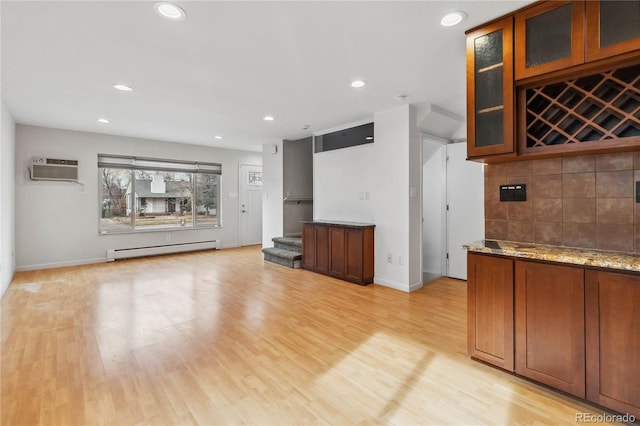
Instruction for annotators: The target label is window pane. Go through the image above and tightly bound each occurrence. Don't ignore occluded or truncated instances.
[133,170,193,229]
[100,168,133,231]
[195,173,219,226]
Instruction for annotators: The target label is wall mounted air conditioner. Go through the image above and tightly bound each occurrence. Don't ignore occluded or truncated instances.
[31,157,79,181]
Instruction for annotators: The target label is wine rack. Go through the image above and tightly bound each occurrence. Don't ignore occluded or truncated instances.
[524,63,640,150]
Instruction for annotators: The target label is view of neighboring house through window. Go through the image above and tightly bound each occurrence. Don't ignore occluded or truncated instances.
[98,155,221,233]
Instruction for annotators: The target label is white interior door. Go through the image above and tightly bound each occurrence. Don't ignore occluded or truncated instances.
[239,164,263,246]
[446,142,484,280]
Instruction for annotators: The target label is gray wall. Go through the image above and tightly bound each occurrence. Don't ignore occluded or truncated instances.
[283,137,312,236]
[1,103,16,296]
[15,125,261,270]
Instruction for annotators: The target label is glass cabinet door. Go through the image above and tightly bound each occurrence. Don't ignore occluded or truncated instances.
[467,17,514,158]
[586,0,640,62]
[515,1,585,80]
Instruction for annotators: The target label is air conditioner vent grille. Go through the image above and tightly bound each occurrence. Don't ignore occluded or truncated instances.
[31,157,79,181]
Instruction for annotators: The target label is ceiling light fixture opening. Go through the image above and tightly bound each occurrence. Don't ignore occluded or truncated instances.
[112,84,133,92]
[263,116,274,121]
[97,118,110,124]
[440,11,467,27]
[154,2,186,21]
[351,80,366,88]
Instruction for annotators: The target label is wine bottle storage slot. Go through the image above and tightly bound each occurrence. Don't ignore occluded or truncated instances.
[524,63,640,149]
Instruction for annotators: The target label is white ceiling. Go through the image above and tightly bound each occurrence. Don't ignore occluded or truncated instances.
[1,1,531,152]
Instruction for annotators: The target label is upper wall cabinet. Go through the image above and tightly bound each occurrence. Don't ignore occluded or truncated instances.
[515,1,585,80]
[466,17,515,158]
[515,1,640,81]
[585,1,640,63]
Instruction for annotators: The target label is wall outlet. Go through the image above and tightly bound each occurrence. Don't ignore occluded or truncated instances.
[166,234,171,242]
[387,253,393,263]
[397,256,403,265]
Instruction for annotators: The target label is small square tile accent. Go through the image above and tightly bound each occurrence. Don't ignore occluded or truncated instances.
[596,198,634,225]
[485,199,508,220]
[485,220,508,240]
[485,163,508,178]
[563,173,595,198]
[596,152,634,171]
[508,200,533,221]
[534,222,563,245]
[563,198,596,224]
[563,223,596,248]
[532,174,562,199]
[508,221,533,243]
[534,199,563,223]
[507,161,532,177]
[532,158,562,175]
[595,170,634,198]
[563,155,595,174]
[596,224,634,252]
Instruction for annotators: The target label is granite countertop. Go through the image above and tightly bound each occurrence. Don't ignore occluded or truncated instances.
[301,220,375,228]
[464,240,640,273]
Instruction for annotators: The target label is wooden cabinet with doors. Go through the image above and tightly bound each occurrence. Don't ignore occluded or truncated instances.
[515,260,586,398]
[515,1,585,80]
[515,0,640,80]
[467,253,514,371]
[466,0,640,161]
[466,16,515,158]
[585,270,640,419]
[585,1,640,63]
[302,221,374,285]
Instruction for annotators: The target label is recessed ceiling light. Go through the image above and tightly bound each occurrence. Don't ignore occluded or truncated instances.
[366,136,373,140]
[112,83,133,92]
[263,116,274,121]
[351,80,366,88]
[97,118,110,124]
[154,2,186,21]
[214,135,223,140]
[440,11,467,27]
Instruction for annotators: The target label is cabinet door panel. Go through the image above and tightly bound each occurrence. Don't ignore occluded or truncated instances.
[586,271,640,418]
[467,253,514,371]
[466,16,514,158]
[315,225,330,275]
[515,260,585,398]
[586,1,640,62]
[344,228,364,284]
[301,224,316,270]
[515,1,585,80]
[328,227,345,278]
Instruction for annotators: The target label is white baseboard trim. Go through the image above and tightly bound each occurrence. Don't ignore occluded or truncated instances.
[16,257,106,272]
[374,277,423,293]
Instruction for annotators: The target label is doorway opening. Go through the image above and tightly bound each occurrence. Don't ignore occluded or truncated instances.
[421,138,484,282]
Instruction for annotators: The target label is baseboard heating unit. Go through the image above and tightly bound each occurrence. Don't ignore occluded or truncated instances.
[107,240,220,261]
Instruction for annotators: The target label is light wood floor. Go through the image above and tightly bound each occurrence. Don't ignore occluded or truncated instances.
[1,246,621,425]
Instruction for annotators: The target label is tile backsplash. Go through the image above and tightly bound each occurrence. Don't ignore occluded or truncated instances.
[484,151,640,253]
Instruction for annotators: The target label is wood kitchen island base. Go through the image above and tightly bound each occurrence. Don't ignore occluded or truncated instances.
[301,221,375,285]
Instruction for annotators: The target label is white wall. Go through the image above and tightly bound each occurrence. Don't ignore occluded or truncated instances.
[422,140,445,276]
[261,141,283,248]
[314,104,422,292]
[1,102,16,296]
[15,125,262,271]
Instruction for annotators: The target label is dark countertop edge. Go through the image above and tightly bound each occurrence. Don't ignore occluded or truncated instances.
[301,220,375,228]
[464,240,640,274]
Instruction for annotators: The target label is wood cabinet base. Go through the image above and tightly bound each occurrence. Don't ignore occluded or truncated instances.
[302,222,374,285]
